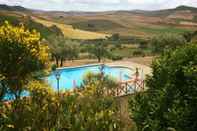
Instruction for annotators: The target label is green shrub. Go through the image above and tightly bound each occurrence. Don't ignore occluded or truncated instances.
[51,64,57,71]
[132,50,145,57]
[0,74,123,130]
[0,81,60,130]
[111,54,123,61]
[129,43,197,131]
[150,34,186,54]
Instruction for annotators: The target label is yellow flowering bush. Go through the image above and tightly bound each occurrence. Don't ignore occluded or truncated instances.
[0,22,49,99]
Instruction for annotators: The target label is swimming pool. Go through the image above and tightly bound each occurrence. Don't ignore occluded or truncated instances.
[46,65,133,91]
[3,65,133,100]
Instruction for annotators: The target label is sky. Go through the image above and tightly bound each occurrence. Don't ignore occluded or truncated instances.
[0,0,197,11]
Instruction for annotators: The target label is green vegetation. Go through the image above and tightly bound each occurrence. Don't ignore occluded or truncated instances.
[182,30,197,42]
[0,4,28,12]
[129,43,197,131]
[150,34,186,54]
[194,16,197,22]
[138,25,190,35]
[87,41,110,62]
[81,35,144,59]
[0,81,58,130]
[0,15,20,25]
[47,35,80,67]
[175,5,197,12]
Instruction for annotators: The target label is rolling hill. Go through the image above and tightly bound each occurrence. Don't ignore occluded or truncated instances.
[0,12,64,39]
[0,4,109,40]
[32,5,197,37]
[0,4,197,39]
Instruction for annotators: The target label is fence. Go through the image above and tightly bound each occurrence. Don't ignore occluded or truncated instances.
[116,68,145,97]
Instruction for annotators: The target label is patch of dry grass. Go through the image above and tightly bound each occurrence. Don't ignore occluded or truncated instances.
[32,17,110,40]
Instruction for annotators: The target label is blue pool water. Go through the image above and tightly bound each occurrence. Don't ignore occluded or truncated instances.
[46,65,133,91]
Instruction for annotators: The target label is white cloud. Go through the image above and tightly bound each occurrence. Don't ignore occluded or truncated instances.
[0,0,196,11]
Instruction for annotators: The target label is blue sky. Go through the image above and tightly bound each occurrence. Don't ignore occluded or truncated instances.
[1,0,197,11]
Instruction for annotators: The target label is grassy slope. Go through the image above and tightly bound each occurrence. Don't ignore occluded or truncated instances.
[32,17,110,40]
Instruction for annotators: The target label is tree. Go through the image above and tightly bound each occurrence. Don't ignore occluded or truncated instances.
[48,35,79,67]
[64,40,79,62]
[182,31,194,42]
[0,22,49,100]
[139,39,149,49]
[110,33,120,41]
[81,72,119,96]
[49,25,64,37]
[182,31,197,43]
[150,34,186,54]
[129,43,197,131]
[48,35,64,67]
[88,42,109,62]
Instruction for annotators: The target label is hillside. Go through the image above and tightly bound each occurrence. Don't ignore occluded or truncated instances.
[0,4,109,40]
[33,5,197,37]
[0,4,197,39]
[0,4,29,12]
[0,12,64,39]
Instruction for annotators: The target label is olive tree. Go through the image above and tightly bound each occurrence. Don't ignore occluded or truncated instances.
[129,43,197,131]
[88,42,109,62]
[150,34,186,54]
[48,35,79,67]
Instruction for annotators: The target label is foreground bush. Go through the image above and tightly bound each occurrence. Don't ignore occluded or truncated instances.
[129,43,197,131]
[0,22,49,100]
[0,81,59,130]
[0,73,123,131]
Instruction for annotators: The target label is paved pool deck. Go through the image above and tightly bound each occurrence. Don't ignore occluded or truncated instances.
[106,61,152,78]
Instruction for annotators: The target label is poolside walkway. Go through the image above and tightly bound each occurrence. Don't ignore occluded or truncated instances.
[106,61,152,78]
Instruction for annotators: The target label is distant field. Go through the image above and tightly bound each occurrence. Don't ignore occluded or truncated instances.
[71,19,126,32]
[47,15,194,37]
[136,24,191,35]
[32,17,110,40]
